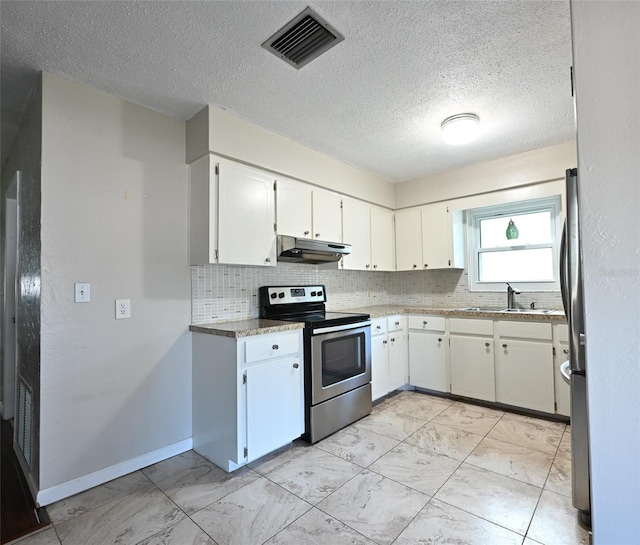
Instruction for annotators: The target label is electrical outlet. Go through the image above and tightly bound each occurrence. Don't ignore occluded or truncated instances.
[366,291,372,299]
[115,299,131,319]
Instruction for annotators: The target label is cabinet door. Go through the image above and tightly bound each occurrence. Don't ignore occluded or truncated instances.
[218,159,276,266]
[342,198,371,271]
[450,336,495,401]
[496,340,554,413]
[246,357,303,462]
[554,342,571,416]
[409,332,447,392]
[371,335,390,401]
[421,202,450,269]
[312,189,342,242]
[276,177,312,238]
[371,207,395,271]
[388,333,408,391]
[395,208,422,271]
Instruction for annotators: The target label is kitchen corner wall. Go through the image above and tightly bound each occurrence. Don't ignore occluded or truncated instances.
[191,263,562,323]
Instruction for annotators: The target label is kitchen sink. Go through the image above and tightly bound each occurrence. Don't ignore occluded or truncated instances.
[457,307,561,315]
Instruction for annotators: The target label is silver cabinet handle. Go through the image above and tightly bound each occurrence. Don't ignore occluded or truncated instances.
[395,321,399,326]
[293,363,299,369]
[390,337,396,343]
[424,264,428,268]
[563,349,569,354]
[502,344,508,349]
[376,325,381,330]
[413,264,417,269]
[423,320,428,325]
[265,258,271,263]
[366,264,370,268]
[373,264,377,269]
[315,233,320,238]
[272,344,279,350]
[382,340,388,344]
[438,338,443,342]
[304,230,310,235]
[485,342,490,347]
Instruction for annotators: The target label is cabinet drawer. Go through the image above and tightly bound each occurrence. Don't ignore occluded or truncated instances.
[449,318,493,336]
[555,323,569,343]
[408,315,445,332]
[245,332,300,363]
[371,318,387,336]
[387,315,405,332]
[497,320,552,341]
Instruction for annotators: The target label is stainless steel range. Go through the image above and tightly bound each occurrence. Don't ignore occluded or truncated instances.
[259,285,371,443]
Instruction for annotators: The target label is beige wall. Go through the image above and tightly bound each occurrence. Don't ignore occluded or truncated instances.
[186,105,395,209]
[395,140,577,209]
[38,74,191,499]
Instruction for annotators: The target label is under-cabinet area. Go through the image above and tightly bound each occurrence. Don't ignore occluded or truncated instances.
[191,308,569,475]
[369,310,569,418]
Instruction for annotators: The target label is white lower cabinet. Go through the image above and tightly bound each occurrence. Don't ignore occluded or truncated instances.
[192,330,304,472]
[408,316,448,393]
[449,318,495,402]
[495,321,555,413]
[371,316,407,400]
[449,335,496,402]
[371,333,390,401]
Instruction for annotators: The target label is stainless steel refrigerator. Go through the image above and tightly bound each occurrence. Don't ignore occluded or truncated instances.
[560,167,591,528]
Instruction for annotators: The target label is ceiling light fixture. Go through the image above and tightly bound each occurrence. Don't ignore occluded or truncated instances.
[441,113,480,145]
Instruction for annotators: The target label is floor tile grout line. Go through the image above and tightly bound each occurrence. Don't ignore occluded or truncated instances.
[429,496,532,539]
[46,469,156,526]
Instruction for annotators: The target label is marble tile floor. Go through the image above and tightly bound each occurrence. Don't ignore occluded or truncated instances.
[10,391,589,545]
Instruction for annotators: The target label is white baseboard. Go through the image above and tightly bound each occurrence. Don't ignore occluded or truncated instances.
[36,438,192,506]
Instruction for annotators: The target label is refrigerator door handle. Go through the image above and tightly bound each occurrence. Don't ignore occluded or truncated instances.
[560,222,569,317]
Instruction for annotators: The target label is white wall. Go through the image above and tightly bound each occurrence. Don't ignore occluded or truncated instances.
[38,74,192,500]
[571,1,640,542]
[186,105,395,208]
[395,140,577,209]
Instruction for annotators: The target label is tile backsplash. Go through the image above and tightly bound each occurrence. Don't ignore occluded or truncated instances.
[191,263,563,324]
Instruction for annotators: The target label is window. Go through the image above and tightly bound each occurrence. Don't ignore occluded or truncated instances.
[467,197,561,291]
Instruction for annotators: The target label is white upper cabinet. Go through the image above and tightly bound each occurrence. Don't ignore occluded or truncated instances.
[421,202,451,269]
[189,155,276,266]
[312,189,342,242]
[342,198,371,270]
[370,207,395,271]
[276,177,312,238]
[396,203,464,271]
[342,200,395,271]
[395,208,423,271]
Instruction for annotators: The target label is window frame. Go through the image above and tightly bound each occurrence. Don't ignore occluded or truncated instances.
[467,196,562,292]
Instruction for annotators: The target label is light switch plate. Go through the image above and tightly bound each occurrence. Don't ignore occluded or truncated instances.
[75,283,90,303]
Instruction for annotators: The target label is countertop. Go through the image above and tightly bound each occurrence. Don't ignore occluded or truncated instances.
[189,319,304,338]
[342,305,566,322]
[190,305,565,339]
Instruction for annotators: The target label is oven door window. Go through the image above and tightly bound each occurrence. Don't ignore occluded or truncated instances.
[321,332,366,387]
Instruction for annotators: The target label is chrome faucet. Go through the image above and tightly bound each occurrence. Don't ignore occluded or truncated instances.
[506,283,521,309]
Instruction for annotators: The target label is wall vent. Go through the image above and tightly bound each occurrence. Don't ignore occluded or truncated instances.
[262,7,344,69]
[16,377,32,468]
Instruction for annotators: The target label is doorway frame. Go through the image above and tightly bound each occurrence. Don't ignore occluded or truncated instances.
[2,171,20,421]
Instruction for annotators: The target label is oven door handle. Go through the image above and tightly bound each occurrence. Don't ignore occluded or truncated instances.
[312,320,371,335]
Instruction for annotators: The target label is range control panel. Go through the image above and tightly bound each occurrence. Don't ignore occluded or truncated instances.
[264,285,326,305]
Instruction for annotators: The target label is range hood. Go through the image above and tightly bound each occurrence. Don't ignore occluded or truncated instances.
[277,235,351,264]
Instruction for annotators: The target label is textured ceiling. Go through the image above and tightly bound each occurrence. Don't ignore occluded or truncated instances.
[0,0,575,183]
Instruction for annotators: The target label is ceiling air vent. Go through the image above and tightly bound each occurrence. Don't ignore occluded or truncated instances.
[262,7,344,69]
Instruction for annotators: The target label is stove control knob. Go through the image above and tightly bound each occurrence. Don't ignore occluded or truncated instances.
[310,291,317,296]
[278,292,285,298]
[270,292,277,299]
[317,290,323,297]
